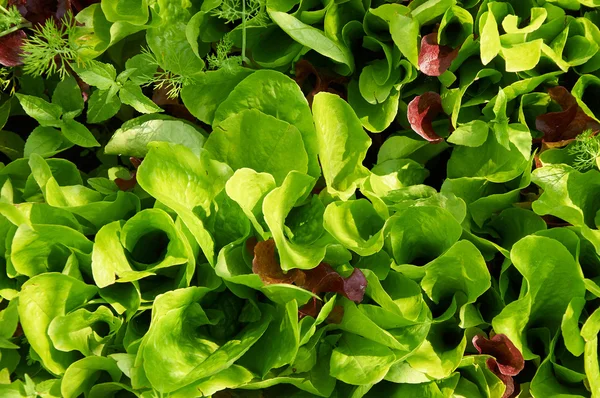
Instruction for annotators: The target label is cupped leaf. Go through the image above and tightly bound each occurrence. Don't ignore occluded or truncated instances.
[532,164,600,252]
[492,235,586,359]
[407,92,445,143]
[312,92,370,200]
[137,142,232,265]
[418,33,460,77]
[181,68,254,125]
[206,109,308,185]
[139,287,272,393]
[262,172,328,271]
[330,332,396,385]
[323,199,387,256]
[420,240,491,325]
[105,115,207,158]
[212,70,320,179]
[61,356,122,398]
[18,274,97,375]
[49,305,122,357]
[387,206,463,266]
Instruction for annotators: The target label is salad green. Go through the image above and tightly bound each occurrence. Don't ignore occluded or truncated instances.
[0,0,597,397]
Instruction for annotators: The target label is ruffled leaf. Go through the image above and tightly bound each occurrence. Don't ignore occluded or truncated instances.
[252,238,367,304]
[418,33,459,77]
[536,86,600,142]
[407,92,445,143]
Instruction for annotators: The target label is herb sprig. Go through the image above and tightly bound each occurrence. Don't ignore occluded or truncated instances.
[568,129,600,171]
[21,12,83,79]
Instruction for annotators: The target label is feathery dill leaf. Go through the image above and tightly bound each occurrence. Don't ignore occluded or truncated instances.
[137,48,192,99]
[568,129,600,171]
[207,34,242,71]
[21,12,82,79]
[0,5,27,33]
[0,67,15,94]
[212,0,266,24]
[211,0,268,65]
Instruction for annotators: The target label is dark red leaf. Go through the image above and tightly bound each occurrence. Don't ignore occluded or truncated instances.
[407,92,445,142]
[298,298,322,319]
[114,158,143,191]
[299,300,345,324]
[298,263,344,295]
[294,59,347,106]
[245,236,258,255]
[326,305,344,324]
[9,0,99,24]
[10,0,57,24]
[114,172,137,191]
[0,30,25,67]
[252,239,367,304]
[130,157,142,169]
[341,268,368,302]
[252,239,300,285]
[535,86,600,142]
[77,79,90,102]
[58,0,101,17]
[418,33,459,77]
[487,359,520,398]
[472,334,524,376]
[473,334,524,398]
[298,263,367,303]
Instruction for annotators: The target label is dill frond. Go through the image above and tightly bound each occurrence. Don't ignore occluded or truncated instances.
[206,34,242,71]
[567,129,600,171]
[21,12,83,79]
[138,48,192,99]
[212,0,265,23]
[0,67,15,94]
[211,0,268,65]
[251,8,270,26]
[148,71,188,99]
[0,5,26,32]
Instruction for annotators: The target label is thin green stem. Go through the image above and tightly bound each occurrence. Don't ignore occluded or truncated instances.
[242,0,247,65]
[0,22,31,39]
[0,5,9,15]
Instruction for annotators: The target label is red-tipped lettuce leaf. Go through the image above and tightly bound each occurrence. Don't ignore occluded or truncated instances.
[535,86,600,142]
[487,359,519,398]
[253,238,367,303]
[298,299,344,323]
[298,298,321,319]
[298,263,367,303]
[418,33,459,77]
[473,334,524,398]
[407,91,445,142]
[252,239,301,285]
[326,304,344,324]
[473,333,524,376]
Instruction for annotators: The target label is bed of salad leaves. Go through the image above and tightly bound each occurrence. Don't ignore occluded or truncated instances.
[0,0,599,397]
